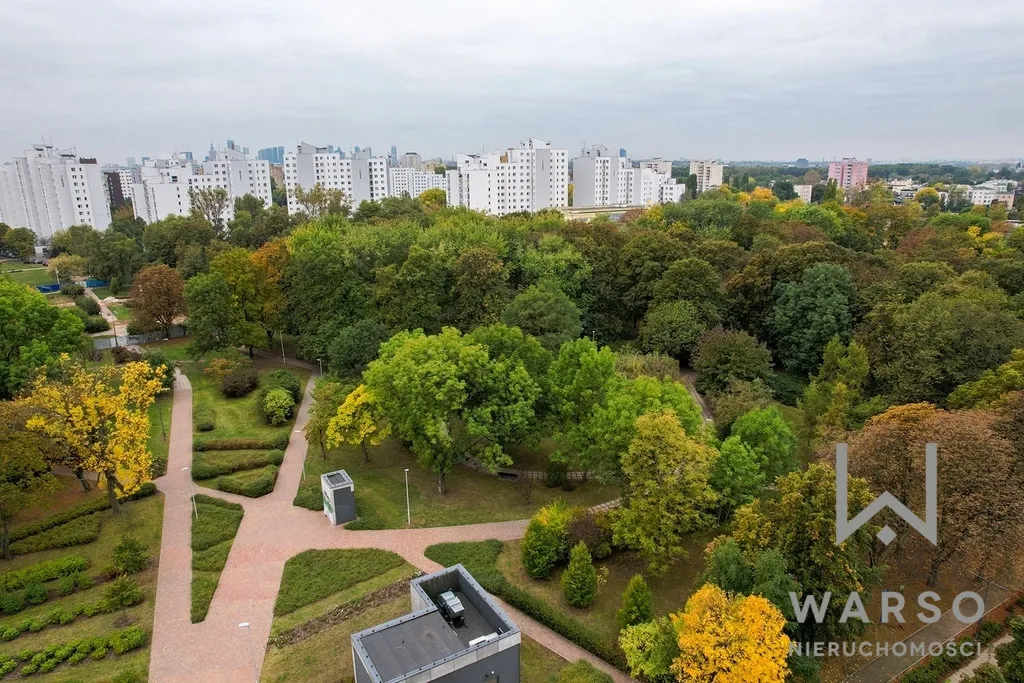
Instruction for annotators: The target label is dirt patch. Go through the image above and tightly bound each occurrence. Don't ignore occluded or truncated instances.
[269,579,411,648]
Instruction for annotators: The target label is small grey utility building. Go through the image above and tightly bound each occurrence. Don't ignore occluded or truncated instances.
[352,564,520,683]
[321,469,355,525]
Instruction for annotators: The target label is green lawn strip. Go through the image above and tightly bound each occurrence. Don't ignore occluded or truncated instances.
[191,495,244,623]
[139,338,191,362]
[0,495,163,680]
[295,439,620,529]
[5,268,55,287]
[89,286,113,300]
[424,536,712,670]
[44,293,75,307]
[148,393,172,478]
[261,598,409,683]
[200,464,279,498]
[106,303,132,323]
[522,636,574,683]
[192,449,284,480]
[270,564,417,637]
[773,402,810,467]
[274,549,407,617]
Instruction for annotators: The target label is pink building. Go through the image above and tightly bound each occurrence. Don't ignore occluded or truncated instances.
[828,158,869,191]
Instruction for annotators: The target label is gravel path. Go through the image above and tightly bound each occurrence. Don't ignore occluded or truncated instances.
[149,369,630,682]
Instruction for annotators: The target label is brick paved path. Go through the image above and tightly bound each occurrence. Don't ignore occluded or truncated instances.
[149,369,633,682]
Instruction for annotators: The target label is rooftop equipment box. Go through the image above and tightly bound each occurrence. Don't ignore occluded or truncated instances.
[321,469,355,525]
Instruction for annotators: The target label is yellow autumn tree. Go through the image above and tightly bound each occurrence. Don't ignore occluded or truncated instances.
[325,384,391,463]
[671,584,790,683]
[26,356,165,514]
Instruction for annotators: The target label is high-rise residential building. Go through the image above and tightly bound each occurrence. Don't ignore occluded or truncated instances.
[794,184,814,203]
[389,167,447,197]
[619,148,627,158]
[283,142,391,214]
[0,143,112,238]
[639,158,672,174]
[399,152,423,169]
[102,171,127,211]
[689,160,724,194]
[132,146,271,223]
[445,138,568,216]
[573,145,682,207]
[827,157,869,191]
[257,146,285,165]
[389,145,398,166]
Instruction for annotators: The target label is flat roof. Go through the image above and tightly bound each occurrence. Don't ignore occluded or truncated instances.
[321,469,353,489]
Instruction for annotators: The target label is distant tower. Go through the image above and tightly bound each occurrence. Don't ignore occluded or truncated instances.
[619,148,627,158]
[353,146,361,154]
[390,145,398,165]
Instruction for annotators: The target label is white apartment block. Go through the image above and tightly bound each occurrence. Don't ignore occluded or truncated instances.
[399,152,423,169]
[964,180,1016,207]
[117,167,140,206]
[445,138,568,216]
[794,184,814,203]
[573,145,682,207]
[0,144,112,239]
[639,158,673,175]
[689,160,724,194]
[388,167,447,198]
[132,147,271,223]
[283,143,391,214]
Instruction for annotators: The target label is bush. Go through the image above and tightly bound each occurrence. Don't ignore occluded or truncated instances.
[963,664,1009,683]
[84,315,111,333]
[216,466,279,498]
[111,347,142,364]
[75,295,100,315]
[60,283,85,296]
[108,626,147,655]
[266,369,302,402]
[220,367,259,397]
[75,573,96,591]
[192,450,284,479]
[193,435,290,451]
[617,574,653,628]
[977,620,1004,645]
[194,404,216,432]
[113,667,147,683]
[262,387,296,425]
[0,554,89,592]
[103,577,143,611]
[24,583,47,605]
[567,514,613,560]
[0,593,25,615]
[558,660,614,683]
[142,350,175,389]
[113,537,150,574]
[770,371,807,407]
[9,514,102,555]
[562,541,597,608]
[521,501,577,579]
[545,459,568,488]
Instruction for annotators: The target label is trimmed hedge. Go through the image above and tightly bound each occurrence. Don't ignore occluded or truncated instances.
[193,435,290,451]
[0,578,144,642]
[75,295,100,315]
[84,315,111,333]
[220,367,259,398]
[215,465,279,498]
[194,404,216,432]
[0,626,147,675]
[10,482,157,543]
[425,540,625,669]
[0,555,88,593]
[59,283,84,296]
[9,515,102,556]
[192,449,284,480]
[900,619,1008,683]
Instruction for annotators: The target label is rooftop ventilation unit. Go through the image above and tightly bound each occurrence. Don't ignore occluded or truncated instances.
[437,590,465,626]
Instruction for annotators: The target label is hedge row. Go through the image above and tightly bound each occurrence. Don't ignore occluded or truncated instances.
[0,625,147,676]
[0,578,143,644]
[0,572,95,617]
[424,541,625,669]
[901,619,1007,683]
[191,449,284,480]
[9,515,102,556]
[193,435,290,451]
[0,555,88,593]
[10,482,157,542]
[214,465,279,498]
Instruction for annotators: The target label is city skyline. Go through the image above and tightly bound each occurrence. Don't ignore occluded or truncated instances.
[2,0,1023,163]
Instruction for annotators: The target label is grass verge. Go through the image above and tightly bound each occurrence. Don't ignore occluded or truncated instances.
[191,495,244,623]
[274,549,407,616]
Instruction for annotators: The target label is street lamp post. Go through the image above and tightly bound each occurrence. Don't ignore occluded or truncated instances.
[315,358,323,377]
[182,467,198,519]
[279,330,286,365]
[238,622,258,683]
[54,269,60,286]
[404,468,411,526]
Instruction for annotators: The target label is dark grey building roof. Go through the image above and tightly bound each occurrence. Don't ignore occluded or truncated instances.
[321,469,353,490]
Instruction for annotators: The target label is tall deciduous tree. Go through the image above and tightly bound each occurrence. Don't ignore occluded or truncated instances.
[501,282,582,352]
[710,436,765,517]
[729,405,798,484]
[0,400,59,558]
[0,279,85,399]
[452,245,510,330]
[4,227,36,260]
[130,264,185,335]
[292,183,351,218]
[769,263,854,375]
[613,410,717,573]
[27,358,164,514]
[183,273,237,356]
[670,584,790,683]
[692,328,773,397]
[326,384,391,463]
[304,379,348,460]
[638,300,706,360]
[188,187,230,235]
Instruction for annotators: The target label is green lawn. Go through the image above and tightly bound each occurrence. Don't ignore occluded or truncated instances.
[295,439,620,529]
[148,393,172,477]
[425,531,719,669]
[274,549,407,616]
[0,492,164,682]
[191,495,244,623]
[90,286,113,300]
[6,267,56,287]
[107,302,133,323]
[140,337,192,362]
[45,293,75,307]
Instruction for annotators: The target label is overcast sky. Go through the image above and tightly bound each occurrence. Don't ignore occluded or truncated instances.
[2,0,1022,164]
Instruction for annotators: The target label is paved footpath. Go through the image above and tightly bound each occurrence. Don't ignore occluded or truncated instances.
[149,369,633,682]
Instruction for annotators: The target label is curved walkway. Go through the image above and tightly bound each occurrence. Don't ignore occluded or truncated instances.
[149,369,631,682]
